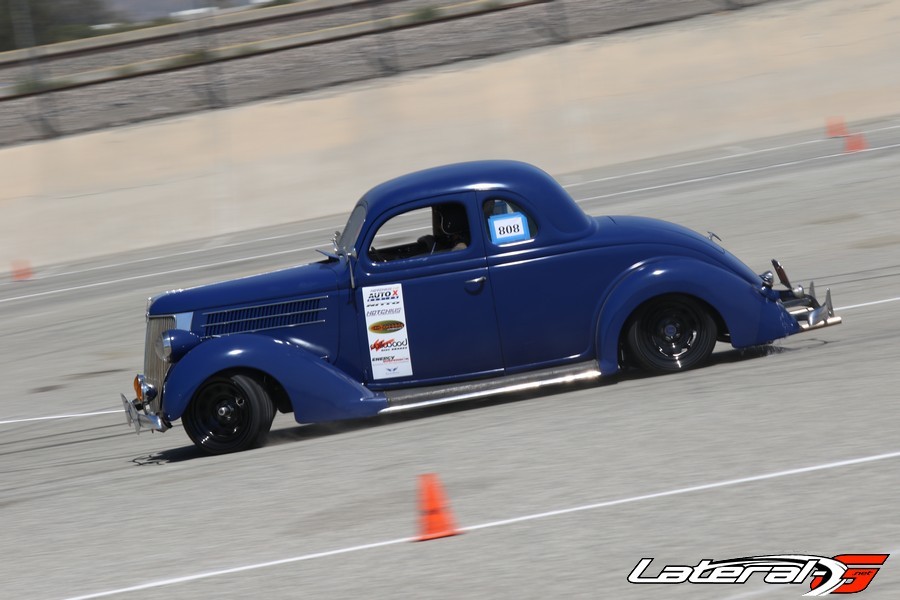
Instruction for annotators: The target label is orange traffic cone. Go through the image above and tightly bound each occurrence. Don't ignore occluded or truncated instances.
[826,117,848,138]
[11,260,33,281]
[844,133,868,153]
[416,473,460,541]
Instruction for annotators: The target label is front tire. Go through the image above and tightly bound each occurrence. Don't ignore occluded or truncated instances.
[183,373,275,455]
[625,295,717,373]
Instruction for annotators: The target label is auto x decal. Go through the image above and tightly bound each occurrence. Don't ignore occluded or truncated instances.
[627,554,889,596]
[362,284,413,380]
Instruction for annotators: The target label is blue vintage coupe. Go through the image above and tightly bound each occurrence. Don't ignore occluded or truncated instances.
[122,161,841,454]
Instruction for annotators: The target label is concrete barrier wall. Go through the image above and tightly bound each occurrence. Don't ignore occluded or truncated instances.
[2,0,899,271]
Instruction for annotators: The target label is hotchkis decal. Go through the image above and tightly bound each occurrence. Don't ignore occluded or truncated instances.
[488,212,530,244]
[627,554,889,596]
[363,284,413,379]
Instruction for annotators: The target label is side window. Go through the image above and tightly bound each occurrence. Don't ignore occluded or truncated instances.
[369,202,471,263]
[483,198,537,246]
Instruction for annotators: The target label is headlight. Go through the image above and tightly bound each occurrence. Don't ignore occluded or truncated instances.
[155,329,201,363]
[154,333,172,362]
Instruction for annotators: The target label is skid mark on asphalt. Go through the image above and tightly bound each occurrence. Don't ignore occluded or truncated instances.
[61,449,900,600]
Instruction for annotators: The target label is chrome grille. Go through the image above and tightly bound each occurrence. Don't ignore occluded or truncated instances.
[201,296,326,337]
[144,316,175,412]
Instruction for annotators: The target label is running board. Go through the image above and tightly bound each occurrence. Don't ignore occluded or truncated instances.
[379,361,602,414]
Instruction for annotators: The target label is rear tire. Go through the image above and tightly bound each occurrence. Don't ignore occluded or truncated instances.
[625,295,717,373]
[183,373,275,455]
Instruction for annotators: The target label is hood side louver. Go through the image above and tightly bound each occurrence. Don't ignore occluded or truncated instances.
[201,296,327,337]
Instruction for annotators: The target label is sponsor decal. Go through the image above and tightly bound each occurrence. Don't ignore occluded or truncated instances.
[365,307,402,317]
[627,554,889,596]
[370,338,409,351]
[362,283,413,379]
[370,338,394,351]
[371,354,410,364]
[368,320,405,334]
[365,288,400,303]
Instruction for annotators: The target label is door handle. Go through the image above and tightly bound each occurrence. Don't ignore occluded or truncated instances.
[464,275,487,294]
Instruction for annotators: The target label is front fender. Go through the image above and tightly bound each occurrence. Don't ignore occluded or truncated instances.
[162,334,387,424]
[595,257,799,374]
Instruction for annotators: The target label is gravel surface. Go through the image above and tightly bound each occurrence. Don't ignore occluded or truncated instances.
[0,0,774,147]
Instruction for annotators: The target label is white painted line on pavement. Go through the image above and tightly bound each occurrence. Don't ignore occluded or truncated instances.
[0,226,428,304]
[61,449,900,600]
[38,227,332,279]
[0,410,121,425]
[62,537,416,600]
[564,122,900,188]
[835,296,900,311]
[0,246,320,305]
[577,141,900,203]
[464,449,900,532]
[564,138,828,187]
[0,229,331,289]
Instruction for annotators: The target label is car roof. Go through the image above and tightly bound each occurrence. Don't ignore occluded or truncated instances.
[360,160,593,236]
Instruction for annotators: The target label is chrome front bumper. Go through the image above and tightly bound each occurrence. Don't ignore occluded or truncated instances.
[121,394,169,434]
[786,287,842,331]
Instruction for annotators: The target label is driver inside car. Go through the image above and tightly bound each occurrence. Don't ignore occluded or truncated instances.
[418,203,470,253]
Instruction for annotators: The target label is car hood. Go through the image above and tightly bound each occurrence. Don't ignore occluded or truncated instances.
[601,216,762,285]
[148,260,340,317]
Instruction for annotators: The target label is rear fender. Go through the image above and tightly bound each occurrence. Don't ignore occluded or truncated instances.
[595,258,799,374]
[162,334,387,424]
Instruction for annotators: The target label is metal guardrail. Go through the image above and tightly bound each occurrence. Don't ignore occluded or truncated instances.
[0,0,551,99]
[0,0,770,144]
[0,0,383,65]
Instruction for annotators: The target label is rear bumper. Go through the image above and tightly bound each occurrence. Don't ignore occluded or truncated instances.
[121,394,169,434]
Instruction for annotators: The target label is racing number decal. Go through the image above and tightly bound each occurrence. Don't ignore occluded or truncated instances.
[488,212,530,244]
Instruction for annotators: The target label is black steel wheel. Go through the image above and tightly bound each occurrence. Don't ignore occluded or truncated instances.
[625,295,717,373]
[183,373,275,455]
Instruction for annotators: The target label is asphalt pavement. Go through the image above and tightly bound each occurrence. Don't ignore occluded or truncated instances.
[2,121,900,599]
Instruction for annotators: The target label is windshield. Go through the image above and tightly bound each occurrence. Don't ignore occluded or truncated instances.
[337,204,366,256]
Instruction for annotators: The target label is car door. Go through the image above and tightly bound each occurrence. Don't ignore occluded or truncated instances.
[478,191,604,370]
[354,192,504,386]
